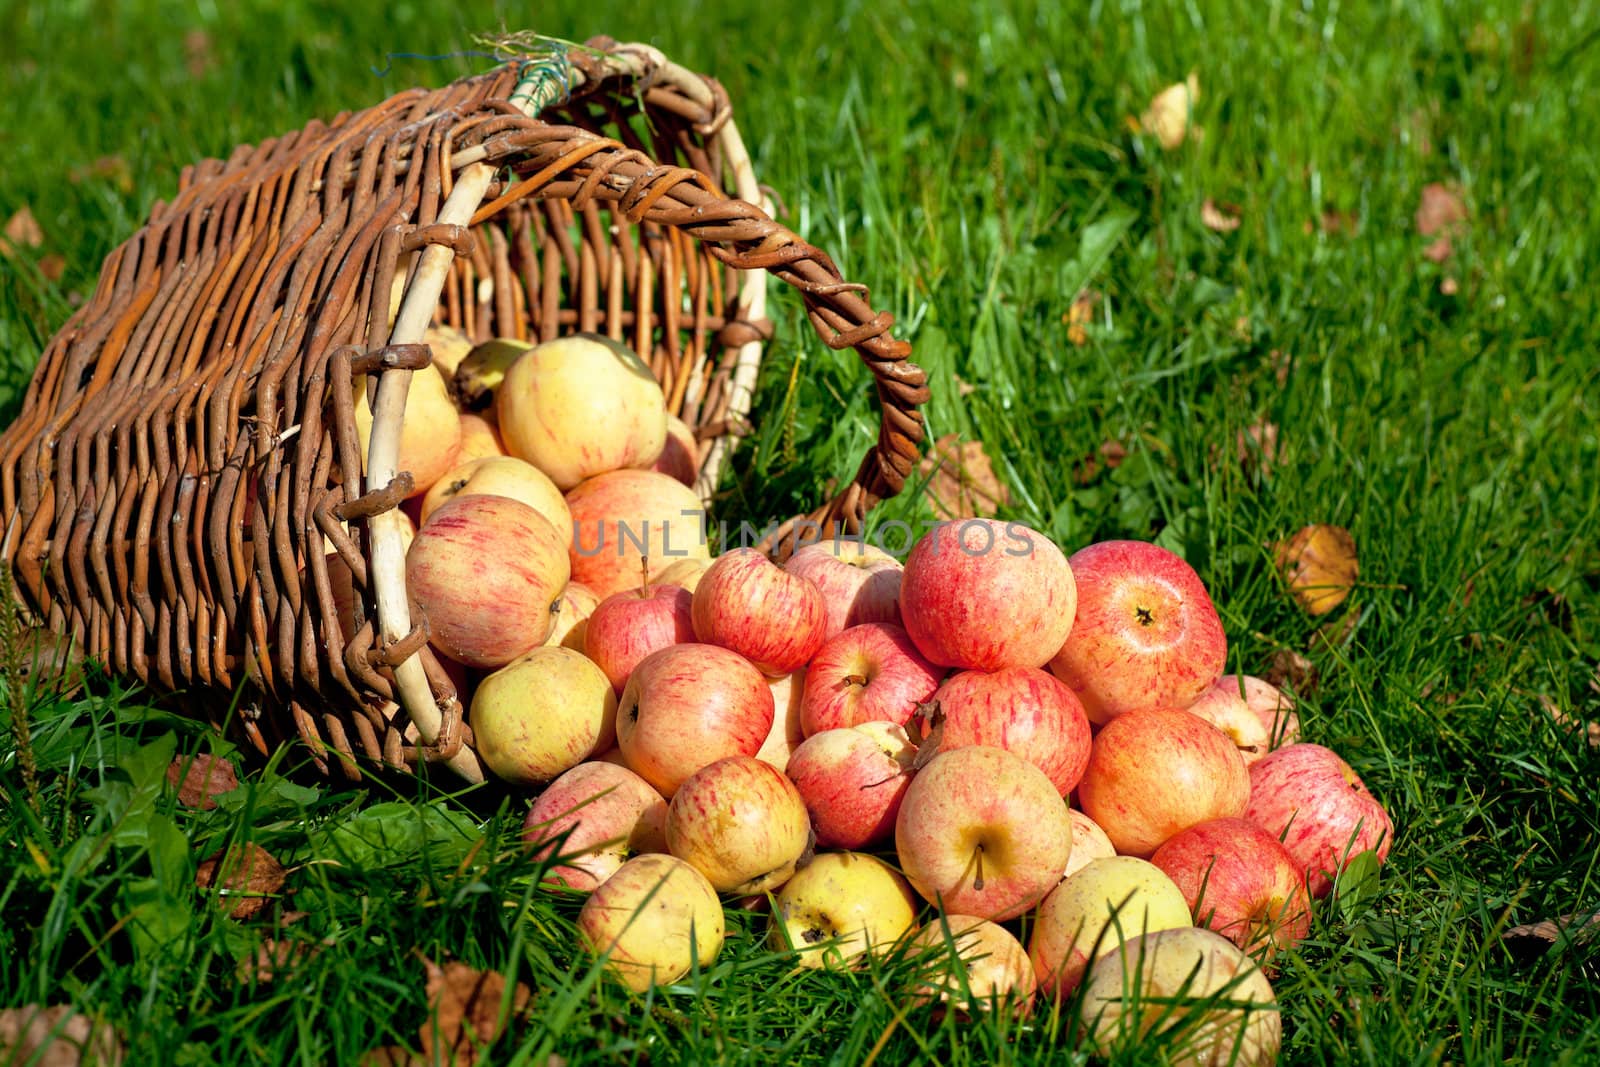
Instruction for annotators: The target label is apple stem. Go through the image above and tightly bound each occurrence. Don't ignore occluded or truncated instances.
[843,674,868,688]
[637,555,650,598]
[973,844,986,891]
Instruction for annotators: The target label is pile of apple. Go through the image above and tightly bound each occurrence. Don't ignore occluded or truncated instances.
[361,331,1395,1065]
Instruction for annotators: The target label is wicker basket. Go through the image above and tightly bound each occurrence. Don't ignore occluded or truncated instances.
[0,36,928,782]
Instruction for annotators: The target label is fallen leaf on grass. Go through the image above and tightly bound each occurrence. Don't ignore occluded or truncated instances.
[196,843,286,920]
[184,29,214,78]
[1275,524,1359,616]
[68,156,133,193]
[1200,198,1241,233]
[1539,694,1600,749]
[1416,183,1467,237]
[238,938,316,983]
[166,753,239,810]
[1064,289,1100,346]
[1310,608,1362,653]
[1140,73,1200,150]
[3,207,43,250]
[419,957,533,1067]
[1502,911,1600,956]
[0,1004,123,1066]
[1269,349,1292,387]
[918,434,1010,520]
[1423,238,1454,264]
[1263,649,1318,693]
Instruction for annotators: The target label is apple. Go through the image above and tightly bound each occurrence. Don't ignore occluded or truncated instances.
[404,494,569,668]
[545,582,602,651]
[522,761,669,890]
[1183,676,1273,767]
[691,548,828,676]
[922,667,1092,796]
[1077,926,1280,1067]
[898,520,1076,671]
[456,411,507,463]
[1149,817,1312,961]
[648,413,700,486]
[577,853,724,992]
[1065,809,1118,879]
[497,332,667,489]
[1028,856,1193,1000]
[894,745,1073,921]
[418,455,572,544]
[585,583,696,693]
[1240,675,1299,749]
[800,622,943,736]
[652,557,710,593]
[1244,743,1393,898]
[354,362,462,498]
[470,647,616,784]
[1077,708,1250,858]
[422,324,473,378]
[784,540,904,640]
[1048,540,1227,725]
[665,756,811,895]
[786,721,917,849]
[907,916,1036,1017]
[755,670,806,773]
[567,469,709,599]
[769,852,918,969]
[615,643,774,796]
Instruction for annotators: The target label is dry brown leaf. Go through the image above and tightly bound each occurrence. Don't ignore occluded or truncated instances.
[3,207,44,250]
[38,253,67,282]
[1319,210,1358,236]
[952,374,977,397]
[166,753,239,810]
[1140,73,1200,150]
[918,434,1010,520]
[0,1004,123,1066]
[1263,649,1318,693]
[1540,694,1600,749]
[1201,198,1241,233]
[1236,421,1280,477]
[418,958,532,1067]
[1275,524,1359,616]
[1502,911,1600,954]
[1064,289,1100,346]
[238,938,314,984]
[195,843,286,920]
[68,156,134,193]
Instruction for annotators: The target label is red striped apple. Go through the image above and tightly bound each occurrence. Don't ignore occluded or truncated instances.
[800,622,943,736]
[585,583,695,693]
[1077,708,1250,857]
[922,667,1092,796]
[647,413,699,486]
[615,644,774,796]
[691,548,827,676]
[898,520,1076,671]
[1049,540,1226,725]
[404,494,569,669]
[567,469,709,599]
[419,455,571,542]
[1149,817,1312,961]
[665,756,811,895]
[1244,743,1393,898]
[522,761,669,890]
[786,721,917,849]
[783,540,904,640]
[895,745,1073,921]
[1029,856,1193,1000]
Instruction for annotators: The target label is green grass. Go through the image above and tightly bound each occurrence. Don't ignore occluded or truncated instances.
[3,0,1599,1062]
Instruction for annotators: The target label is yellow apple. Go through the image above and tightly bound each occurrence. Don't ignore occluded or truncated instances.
[470,646,616,784]
[578,854,724,992]
[419,455,572,544]
[353,363,461,498]
[769,852,917,969]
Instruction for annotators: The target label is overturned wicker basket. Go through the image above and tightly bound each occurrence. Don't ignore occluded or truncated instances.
[0,36,928,782]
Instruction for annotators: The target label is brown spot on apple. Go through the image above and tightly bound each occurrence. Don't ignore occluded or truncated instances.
[802,927,826,944]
